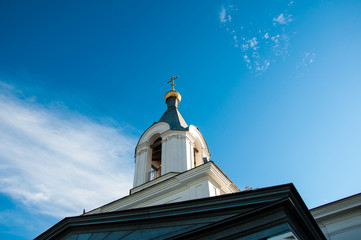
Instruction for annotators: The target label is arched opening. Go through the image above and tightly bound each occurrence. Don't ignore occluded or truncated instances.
[193,147,199,167]
[150,137,162,180]
[193,139,203,167]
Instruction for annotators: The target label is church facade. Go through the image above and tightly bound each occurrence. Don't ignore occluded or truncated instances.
[36,79,356,240]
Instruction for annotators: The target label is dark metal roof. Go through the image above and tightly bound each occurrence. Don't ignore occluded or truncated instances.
[35,183,327,240]
[158,97,188,130]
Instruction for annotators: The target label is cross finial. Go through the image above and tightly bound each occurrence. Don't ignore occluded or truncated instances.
[167,76,179,91]
[244,185,253,191]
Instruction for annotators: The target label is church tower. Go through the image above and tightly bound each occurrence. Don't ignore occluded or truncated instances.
[133,77,210,187]
[38,77,328,240]
[87,77,239,213]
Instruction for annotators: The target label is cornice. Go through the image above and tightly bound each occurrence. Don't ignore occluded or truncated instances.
[88,162,240,215]
[311,193,361,221]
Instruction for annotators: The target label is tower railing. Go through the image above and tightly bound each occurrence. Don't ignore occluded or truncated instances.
[149,168,161,180]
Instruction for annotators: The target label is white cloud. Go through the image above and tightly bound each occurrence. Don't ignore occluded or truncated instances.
[220,5,233,24]
[220,6,227,23]
[248,37,258,48]
[271,34,290,56]
[233,35,239,47]
[0,83,136,218]
[273,13,293,25]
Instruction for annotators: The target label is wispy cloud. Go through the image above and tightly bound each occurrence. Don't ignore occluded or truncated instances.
[220,6,227,23]
[220,5,233,24]
[219,1,295,74]
[0,82,136,218]
[296,52,316,76]
[273,13,293,26]
[302,52,316,65]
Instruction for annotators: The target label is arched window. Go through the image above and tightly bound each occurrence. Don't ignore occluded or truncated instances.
[193,139,203,167]
[149,137,162,180]
[193,147,199,167]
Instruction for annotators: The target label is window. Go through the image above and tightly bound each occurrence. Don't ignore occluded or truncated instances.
[193,147,199,167]
[193,138,203,167]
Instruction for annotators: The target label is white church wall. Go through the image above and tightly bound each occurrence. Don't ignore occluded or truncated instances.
[208,181,221,197]
[87,162,239,215]
[315,209,361,240]
[189,125,210,161]
[311,193,361,240]
[130,172,227,209]
[134,176,211,208]
[130,163,237,209]
[161,131,188,174]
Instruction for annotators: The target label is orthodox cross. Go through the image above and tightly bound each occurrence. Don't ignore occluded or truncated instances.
[167,76,179,91]
[244,185,253,191]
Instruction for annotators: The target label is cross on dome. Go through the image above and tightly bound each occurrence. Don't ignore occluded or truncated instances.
[167,76,179,91]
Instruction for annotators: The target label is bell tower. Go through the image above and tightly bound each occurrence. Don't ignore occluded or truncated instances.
[87,77,238,213]
[133,77,210,187]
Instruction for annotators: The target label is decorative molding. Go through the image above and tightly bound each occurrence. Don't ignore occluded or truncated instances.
[137,122,170,146]
[131,172,180,194]
[136,142,149,151]
[87,162,240,215]
[136,148,148,157]
[185,132,196,143]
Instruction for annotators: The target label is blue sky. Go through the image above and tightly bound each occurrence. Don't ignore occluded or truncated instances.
[0,0,361,239]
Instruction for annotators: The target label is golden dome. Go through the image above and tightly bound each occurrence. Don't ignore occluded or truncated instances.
[164,90,181,102]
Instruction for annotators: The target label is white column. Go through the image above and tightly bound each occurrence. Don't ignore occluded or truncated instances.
[161,131,189,174]
[133,148,148,187]
[161,137,168,175]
